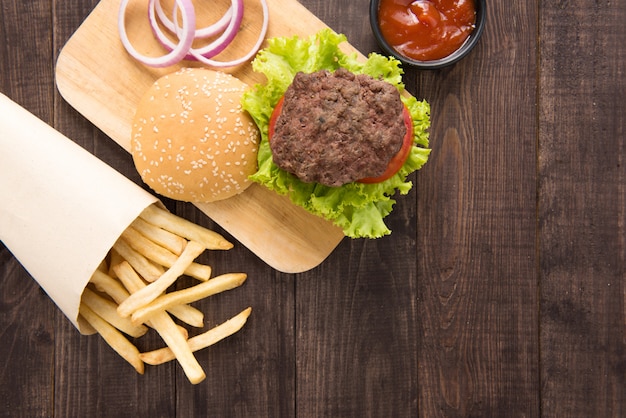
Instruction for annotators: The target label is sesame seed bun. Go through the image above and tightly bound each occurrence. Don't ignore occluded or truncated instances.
[131,68,260,203]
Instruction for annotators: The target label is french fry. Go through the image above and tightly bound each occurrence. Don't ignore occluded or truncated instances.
[166,304,205,328]
[81,288,148,338]
[131,217,186,255]
[113,261,204,329]
[120,227,212,281]
[139,204,233,250]
[77,314,97,335]
[112,260,205,384]
[140,307,252,365]
[113,261,153,296]
[81,205,250,384]
[113,238,164,282]
[116,241,205,318]
[88,271,191,333]
[79,304,144,374]
[148,312,206,384]
[108,248,124,279]
[131,273,247,326]
[96,258,108,273]
[90,269,131,305]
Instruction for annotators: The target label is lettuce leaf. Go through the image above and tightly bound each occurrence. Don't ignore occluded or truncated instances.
[242,29,430,238]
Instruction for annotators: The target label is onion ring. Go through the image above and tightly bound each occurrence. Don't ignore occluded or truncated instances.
[189,0,269,68]
[148,0,192,59]
[181,0,244,59]
[150,0,242,61]
[119,0,268,69]
[157,0,233,39]
[119,0,196,68]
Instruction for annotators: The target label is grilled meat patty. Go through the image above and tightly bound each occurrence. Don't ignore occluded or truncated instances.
[270,68,406,187]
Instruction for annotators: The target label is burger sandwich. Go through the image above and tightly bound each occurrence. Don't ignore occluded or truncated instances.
[242,29,431,238]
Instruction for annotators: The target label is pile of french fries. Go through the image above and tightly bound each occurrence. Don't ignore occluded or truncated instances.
[78,204,251,384]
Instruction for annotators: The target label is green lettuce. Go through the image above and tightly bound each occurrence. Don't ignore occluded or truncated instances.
[242,29,430,238]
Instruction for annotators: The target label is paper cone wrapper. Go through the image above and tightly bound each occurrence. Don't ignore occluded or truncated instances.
[0,93,159,333]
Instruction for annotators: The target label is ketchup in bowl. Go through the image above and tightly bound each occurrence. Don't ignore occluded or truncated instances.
[377,0,477,62]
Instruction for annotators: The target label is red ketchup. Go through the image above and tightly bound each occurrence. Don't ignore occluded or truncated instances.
[378,0,476,61]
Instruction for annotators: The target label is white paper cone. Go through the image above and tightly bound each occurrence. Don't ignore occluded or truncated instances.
[0,93,158,332]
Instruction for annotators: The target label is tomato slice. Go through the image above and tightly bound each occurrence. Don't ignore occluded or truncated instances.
[268,96,413,184]
[267,96,284,142]
[358,104,414,184]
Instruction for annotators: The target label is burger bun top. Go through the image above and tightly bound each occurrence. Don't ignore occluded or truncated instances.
[131,67,260,203]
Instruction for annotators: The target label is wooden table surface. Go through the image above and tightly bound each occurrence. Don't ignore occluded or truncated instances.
[1,0,624,417]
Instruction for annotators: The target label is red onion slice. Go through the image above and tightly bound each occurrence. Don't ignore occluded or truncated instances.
[120,0,268,69]
[157,0,233,39]
[119,0,196,68]
[195,8,233,39]
[150,0,241,60]
[148,0,182,55]
[189,0,269,68]
[186,0,244,58]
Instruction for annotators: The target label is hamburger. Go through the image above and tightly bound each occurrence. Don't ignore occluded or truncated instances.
[130,68,260,203]
[242,30,431,238]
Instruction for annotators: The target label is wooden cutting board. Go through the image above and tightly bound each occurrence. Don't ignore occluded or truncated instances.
[55,0,357,273]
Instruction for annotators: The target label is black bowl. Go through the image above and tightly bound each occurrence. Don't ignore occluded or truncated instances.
[369,0,486,70]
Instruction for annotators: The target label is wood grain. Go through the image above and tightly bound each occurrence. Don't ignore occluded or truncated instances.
[539,1,626,417]
[1,0,625,417]
[0,2,56,417]
[413,1,541,415]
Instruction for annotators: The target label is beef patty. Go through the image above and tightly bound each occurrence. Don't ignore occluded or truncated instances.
[270,68,407,187]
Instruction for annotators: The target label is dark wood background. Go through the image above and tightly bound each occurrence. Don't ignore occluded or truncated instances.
[1,0,624,417]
